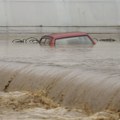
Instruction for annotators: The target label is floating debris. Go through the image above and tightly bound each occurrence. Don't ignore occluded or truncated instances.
[12,37,40,43]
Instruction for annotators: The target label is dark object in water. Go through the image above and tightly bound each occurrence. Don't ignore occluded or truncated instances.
[12,39,26,43]
[12,37,40,43]
[99,38,116,42]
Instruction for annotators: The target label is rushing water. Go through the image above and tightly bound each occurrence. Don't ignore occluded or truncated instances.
[0,35,120,120]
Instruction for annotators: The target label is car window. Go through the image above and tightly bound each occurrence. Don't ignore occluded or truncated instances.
[55,36,93,45]
[40,37,51,45]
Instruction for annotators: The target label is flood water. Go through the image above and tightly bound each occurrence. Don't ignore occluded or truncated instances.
[0,34,120,120]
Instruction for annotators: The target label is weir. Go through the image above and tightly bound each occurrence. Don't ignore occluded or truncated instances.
[0,61,120,113]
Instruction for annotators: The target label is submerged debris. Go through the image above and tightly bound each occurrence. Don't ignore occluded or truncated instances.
[98,38,116,42]
[12,37,40,43]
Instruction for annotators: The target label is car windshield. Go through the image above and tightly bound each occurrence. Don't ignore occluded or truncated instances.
[55,36,93,45]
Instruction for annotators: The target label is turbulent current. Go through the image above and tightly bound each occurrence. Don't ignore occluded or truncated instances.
[0,34,120,120]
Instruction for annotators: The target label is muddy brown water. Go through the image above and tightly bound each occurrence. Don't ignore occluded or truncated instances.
[0,36,120,119]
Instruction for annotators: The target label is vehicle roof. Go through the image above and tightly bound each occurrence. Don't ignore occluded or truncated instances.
[48,32,88,39]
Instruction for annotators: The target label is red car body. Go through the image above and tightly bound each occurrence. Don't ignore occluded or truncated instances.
[40,32,96,47]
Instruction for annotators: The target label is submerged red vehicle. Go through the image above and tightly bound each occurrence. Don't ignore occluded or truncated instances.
[39,32,96,47]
